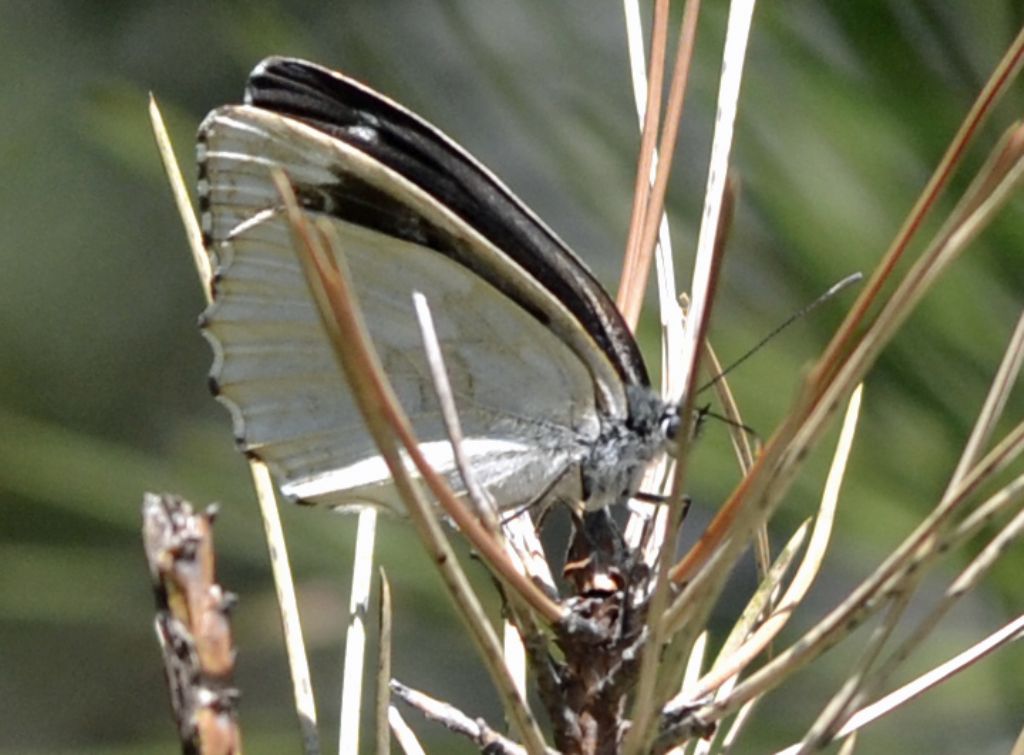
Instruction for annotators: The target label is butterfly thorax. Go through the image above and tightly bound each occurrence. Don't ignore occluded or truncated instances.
[580,386,672,510]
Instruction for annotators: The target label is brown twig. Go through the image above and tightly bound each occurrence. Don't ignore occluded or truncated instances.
[620,0,703,329]
[142,492,241,755]
[617,0,670,322]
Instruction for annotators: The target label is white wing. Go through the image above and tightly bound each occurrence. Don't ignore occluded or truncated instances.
[199,106,605,512]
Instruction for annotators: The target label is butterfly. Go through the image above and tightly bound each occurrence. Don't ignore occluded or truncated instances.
[198,57,676,514]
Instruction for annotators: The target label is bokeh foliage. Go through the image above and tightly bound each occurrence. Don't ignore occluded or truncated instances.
[1,2,1022,753]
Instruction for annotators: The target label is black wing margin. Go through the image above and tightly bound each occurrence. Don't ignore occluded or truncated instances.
[243,56,650,392]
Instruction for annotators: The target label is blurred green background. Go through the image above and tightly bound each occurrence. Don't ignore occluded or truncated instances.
[2,1,1022,753]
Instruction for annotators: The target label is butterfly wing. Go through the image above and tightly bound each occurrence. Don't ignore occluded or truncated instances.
[243,57,650,404]
[200,106,604,511]
[199,57,663,513]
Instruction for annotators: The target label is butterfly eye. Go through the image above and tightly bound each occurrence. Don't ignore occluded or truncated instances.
[661,411,681,443]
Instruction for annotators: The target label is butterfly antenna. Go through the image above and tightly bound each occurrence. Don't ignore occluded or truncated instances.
[698,272,863,393]
[696,404,760,443]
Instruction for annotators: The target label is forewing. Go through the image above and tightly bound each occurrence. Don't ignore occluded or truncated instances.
[244,57,650,405]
